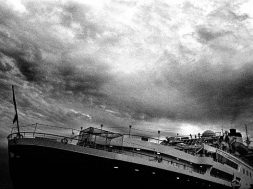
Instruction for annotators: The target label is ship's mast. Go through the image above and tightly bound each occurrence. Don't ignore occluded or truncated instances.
[12,85,20,136]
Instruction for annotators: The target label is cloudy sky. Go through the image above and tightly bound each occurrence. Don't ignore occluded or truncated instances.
[1,0,253,152]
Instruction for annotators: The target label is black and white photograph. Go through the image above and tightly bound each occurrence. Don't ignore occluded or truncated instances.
[0,0,253,188]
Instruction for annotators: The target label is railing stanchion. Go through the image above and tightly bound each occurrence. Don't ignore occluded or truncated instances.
[129,125,132,138]
[158,130,160,144]
[121,136,124,153]
[33,123,38,138]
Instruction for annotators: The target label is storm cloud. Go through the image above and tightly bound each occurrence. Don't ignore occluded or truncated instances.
[0,0,253,141]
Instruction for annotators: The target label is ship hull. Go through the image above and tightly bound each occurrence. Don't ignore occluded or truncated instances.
[8,138,231,189]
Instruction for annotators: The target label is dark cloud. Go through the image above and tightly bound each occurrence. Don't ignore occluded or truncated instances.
[102,57,253,129]
[0,47,44,82]
[0,0,114,102]
[0,46,111,101]
[197,27,231,42]
[56,58,110,97]
[183,63,253,123]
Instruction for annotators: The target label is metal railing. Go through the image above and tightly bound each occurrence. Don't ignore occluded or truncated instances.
[8,124,207,176]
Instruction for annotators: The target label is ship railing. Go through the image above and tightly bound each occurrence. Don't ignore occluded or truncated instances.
[8,123,166,147]
[7,131,80,144]
[8,123,180,147]
[8,124,207,175]
[8,123,82,145]
[9,123,81,137]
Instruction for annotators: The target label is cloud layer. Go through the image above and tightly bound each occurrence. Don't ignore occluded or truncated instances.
[1,0,253,140]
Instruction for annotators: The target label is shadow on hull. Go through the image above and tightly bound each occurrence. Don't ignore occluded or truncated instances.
[9,144,231,189]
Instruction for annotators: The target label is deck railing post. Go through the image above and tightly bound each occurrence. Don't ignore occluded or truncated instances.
[129,125,132,138]
[33,123,38,138]
[94,133,97,148]
[121,136,124,153]
[158,130,160,144]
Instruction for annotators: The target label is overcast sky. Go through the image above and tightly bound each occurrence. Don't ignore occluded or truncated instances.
[1,0,253,146]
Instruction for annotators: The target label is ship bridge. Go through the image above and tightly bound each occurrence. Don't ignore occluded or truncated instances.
[77,127,124,147]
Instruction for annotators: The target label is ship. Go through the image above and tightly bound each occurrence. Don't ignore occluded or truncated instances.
[7,124,253,189]
[7,86,253,189]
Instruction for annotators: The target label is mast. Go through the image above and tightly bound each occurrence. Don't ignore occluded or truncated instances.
[12,85,20,136]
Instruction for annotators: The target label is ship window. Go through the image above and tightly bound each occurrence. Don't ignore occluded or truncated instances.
[246,170,248,176]
[217,154,238,169]
[210,168,233,182]
[243,169,245,174]
[141,137,148,141]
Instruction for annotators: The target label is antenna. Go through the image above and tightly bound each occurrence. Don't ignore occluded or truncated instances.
[12,85,20,136]
[245,124,250,147]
